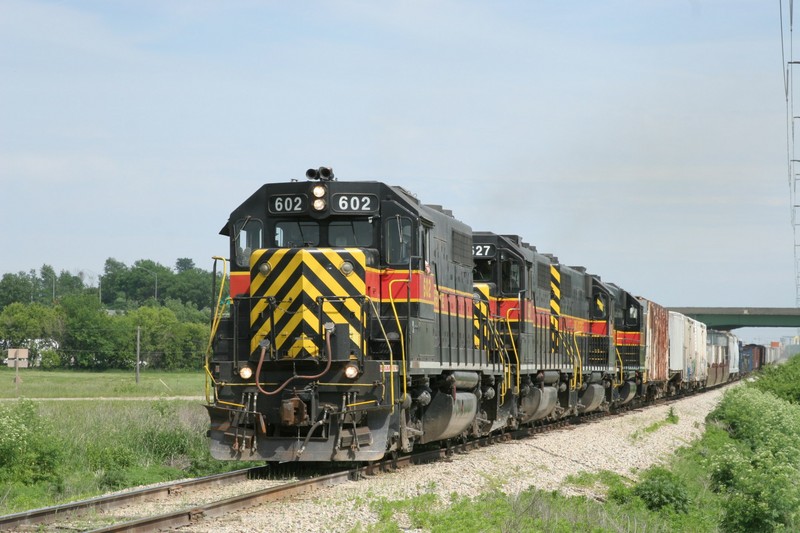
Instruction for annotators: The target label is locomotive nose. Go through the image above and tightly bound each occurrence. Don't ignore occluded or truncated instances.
[249,248,366,360]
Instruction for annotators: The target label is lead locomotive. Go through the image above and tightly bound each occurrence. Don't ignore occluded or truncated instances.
[205,168,739,462]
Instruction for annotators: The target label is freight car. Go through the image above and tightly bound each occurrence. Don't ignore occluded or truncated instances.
[204,170,747,462]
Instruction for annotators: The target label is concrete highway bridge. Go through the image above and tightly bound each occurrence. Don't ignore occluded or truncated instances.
[669,307,800,331]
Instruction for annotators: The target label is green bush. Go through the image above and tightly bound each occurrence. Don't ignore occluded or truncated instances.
[39,348,62,369]
[632,467,690,513]
[85,443,136,471]
[708,386,800,531]
[0,400,63,486]
[751,355,800,404]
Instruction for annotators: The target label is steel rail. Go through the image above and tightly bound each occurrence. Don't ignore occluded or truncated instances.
[0,466,268,530]
[87,450,446,533]
[86,428,594,532]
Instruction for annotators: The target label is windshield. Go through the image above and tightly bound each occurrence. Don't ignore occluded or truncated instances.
[473,259,494,282]
[275,221,320,247]
[273,220,374,247]
[329,220,373,246]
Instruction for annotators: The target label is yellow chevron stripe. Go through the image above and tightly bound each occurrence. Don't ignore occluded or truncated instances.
[472,283,491,350]
[248,249,269,296]
[550,283,561,300]
[247,248,367,358]
[309,251,364,320]
[250,250,305,318]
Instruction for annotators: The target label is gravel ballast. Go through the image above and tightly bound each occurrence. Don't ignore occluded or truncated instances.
[182,387,730,532]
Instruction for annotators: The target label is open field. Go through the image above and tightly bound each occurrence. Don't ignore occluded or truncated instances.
[0,368,205,399]
[0,370,249,515]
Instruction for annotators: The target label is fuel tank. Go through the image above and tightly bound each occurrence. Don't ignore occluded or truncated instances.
[518,386,558,423]
[577,384,605,413]
[617,381,637,405]
[420,391,478,443]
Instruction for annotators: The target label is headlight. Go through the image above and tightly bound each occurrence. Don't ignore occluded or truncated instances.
[339,261,354,276]
[312,198,326,211]
[312,185,326,198]
[344,364,359,379]
[258,262,271,276]
[239,366,253,380]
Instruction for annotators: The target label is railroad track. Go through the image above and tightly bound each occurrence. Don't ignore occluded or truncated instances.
[0,435,521,531]
[0,387,727,532]
[0,466,273,531]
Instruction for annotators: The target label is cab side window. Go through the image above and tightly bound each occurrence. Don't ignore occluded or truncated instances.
[592,293,609,320]
[386,217,413,265]
[501,259,522,293]
[234,218,263,267]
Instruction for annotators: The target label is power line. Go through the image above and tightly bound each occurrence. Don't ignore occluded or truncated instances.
[782,1,800,307]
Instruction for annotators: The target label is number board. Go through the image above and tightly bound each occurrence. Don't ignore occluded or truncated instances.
[331,193,379,214]
[269,194,307,214]
[472,244,496,258]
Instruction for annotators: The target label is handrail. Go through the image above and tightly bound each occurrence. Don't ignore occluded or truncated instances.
[366,296,395,410]
[504,308,521,396]
[485,317,509,401]
[564,331,576,389]
[388,278,409,401]
[204,256,229,403]
[615,347,624,387]
[571,332,583,389]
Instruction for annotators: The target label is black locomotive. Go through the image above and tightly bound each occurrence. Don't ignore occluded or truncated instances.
[204,169,738,462]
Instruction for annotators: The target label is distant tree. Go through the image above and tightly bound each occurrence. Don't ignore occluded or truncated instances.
[102,258,129,306]
[125,306,206,369]
[56,270,85,299]
[176,321,209,369]
[175,258,196,273]
[1,258,216,369]
[166,267,213,310]
[0,272,35,311]
[59,294,116,369]
[130,260,169,305]
[37,265,58,304]
[0,303,64,360]
[164,298,211,324]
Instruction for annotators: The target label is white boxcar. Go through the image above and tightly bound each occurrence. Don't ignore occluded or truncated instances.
[727,333,740,378]
[668,311,708,386]
[668,311,684,375]
[766,345,780,365]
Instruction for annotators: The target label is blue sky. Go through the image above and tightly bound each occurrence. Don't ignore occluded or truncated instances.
[0,1,792,341]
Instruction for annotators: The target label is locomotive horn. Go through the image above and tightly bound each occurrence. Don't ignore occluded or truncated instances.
[318,167,334,180]
[306,168,319,180]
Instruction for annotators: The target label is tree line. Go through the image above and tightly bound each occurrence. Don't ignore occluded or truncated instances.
[0,258,220,370]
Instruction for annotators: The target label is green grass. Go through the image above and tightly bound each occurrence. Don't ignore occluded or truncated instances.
[0,398,249,515]
[349,485,691,533]
[0,368,205,398]
[0,369,241,516]
[630,406,680,441]
[350,367,800,533]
